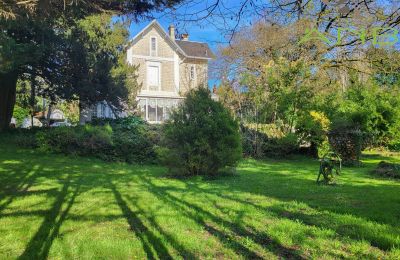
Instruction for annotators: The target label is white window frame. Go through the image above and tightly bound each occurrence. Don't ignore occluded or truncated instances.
[147,61,161,91]
[190,65,196,80]
[150,36,157,56]
[139,98,181,123]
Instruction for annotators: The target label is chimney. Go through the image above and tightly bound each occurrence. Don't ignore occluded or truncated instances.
[181,33,189,41]
[168,24,175,41]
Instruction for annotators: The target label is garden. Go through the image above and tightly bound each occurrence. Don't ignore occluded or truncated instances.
[2,0,400,259]
[1,88,400,259]
[1,134,400,259]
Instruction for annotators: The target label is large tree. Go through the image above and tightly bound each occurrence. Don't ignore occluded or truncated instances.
[0,0,183,130]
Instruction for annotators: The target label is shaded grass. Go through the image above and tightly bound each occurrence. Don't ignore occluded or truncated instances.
[0,141,399,259]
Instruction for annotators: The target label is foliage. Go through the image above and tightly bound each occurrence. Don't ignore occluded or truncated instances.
[92,116,159,163]
[14,116,158,163]
[58,101,80,124]
[388,141,400,152]
[297,110,331,157]
[328,118,364,166]
[12,105,29,126]
[160,88,242,176]
[241,124,299,158]
[64,14,140,112]
[0,0,182,129]
[334,79,400,147]
[262,133,299,158]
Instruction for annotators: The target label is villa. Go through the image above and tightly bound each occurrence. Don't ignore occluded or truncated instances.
[81,20,215,123]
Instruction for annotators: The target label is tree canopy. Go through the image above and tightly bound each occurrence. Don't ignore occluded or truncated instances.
[0,0,183,130]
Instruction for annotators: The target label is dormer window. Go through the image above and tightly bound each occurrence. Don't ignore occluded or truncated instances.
[150,37,157,56]
[190,65,196,80]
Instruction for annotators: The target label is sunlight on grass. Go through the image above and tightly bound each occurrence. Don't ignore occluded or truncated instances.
[0,144,399,259]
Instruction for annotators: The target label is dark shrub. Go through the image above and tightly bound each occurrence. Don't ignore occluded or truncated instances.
[36,127,81,154]
[10,116,161,164]
[388,141,400,152]
[35,125,113,158]
[263,133,299,157]
[80,125,113,157]
[93,116,159,163]
[159,88,242,176]
[328,119,365,166]
[11,129,39,148]
[373,161,400,179]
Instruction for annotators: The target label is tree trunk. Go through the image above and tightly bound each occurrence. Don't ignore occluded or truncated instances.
[0,71,18,131]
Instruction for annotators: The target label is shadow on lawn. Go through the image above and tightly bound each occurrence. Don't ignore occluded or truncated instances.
[139,176,306,260]
[109,181,175,260]
[171,166,400,252]
[18,176,81,260]
[0,164,42,213]
[1,146,399,258]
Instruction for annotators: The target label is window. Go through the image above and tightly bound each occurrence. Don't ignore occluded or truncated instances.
[138,98,181,123]
[147,64,160,90]
[190,65,196,80]
[148,98,157,121]
[150,37,157,56]
[138,99,147,119]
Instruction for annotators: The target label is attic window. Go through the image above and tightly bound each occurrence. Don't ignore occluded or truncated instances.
[150,37,157,56]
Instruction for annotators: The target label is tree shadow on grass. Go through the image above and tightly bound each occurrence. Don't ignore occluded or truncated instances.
[0,164,42,213]
[266,203,400,251]
[109,181,173,260]
[139,176,305,260]
[178,172,400,252]
[18,176,81,260]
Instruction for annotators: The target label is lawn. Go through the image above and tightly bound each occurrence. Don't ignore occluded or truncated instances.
[0,142,400,259]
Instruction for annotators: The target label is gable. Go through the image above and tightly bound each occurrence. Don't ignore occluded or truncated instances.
[127,20,215,60]
[127,20,183,58]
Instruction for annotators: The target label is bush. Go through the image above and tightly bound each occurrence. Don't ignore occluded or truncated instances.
[240,124,300,158]
[13,129,38,148]
[262,133,299,157]
[328,118,365,166]
[297,111,331,158]
[93,116,159,163]
[240,124,268,158]
[35,125,113,157]
[159,88,242,176]
[388,140,400,152]
[12,116,159,164]
[373,161,400,179]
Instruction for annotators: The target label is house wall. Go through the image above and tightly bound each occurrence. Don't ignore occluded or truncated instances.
[179,58,208,95]
[124,22,211,124]
[130,27,175,58]
[128,27,177,93]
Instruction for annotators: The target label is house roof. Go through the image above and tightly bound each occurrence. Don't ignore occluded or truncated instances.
[175,40,216,59]
[128,19,215,60]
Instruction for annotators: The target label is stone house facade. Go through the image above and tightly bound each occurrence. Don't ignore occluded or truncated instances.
[82,20,215,123]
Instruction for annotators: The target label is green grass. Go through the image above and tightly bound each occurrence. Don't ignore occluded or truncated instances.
[0,142,400,259]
